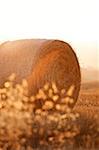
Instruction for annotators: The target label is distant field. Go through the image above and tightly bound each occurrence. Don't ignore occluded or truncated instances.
[74,81,99,123]
[73,81,99,149]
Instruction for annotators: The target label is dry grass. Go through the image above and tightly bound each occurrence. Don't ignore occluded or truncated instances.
[0,74,99,150]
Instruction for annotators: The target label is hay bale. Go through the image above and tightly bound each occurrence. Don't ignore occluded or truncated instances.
[0,39,81,106]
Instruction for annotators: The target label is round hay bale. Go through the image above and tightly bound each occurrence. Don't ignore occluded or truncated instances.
[0,39,81,106]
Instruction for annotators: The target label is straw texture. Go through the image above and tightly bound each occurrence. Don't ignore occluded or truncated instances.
[0,39,81,105]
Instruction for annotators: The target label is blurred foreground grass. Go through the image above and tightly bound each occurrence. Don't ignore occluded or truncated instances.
[0,74,99,150]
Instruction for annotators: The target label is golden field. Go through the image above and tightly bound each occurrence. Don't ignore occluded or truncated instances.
[0,74,99,150]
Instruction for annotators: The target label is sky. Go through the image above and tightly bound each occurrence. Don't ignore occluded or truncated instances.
[0,0,98,70]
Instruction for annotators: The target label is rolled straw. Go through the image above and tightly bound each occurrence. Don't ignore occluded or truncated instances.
[0,39,81,106]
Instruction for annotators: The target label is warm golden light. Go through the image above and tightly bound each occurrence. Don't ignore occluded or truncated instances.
[0,0,98,70]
